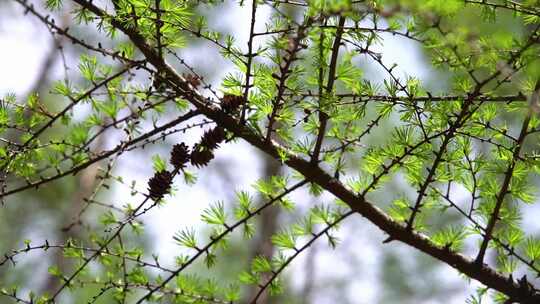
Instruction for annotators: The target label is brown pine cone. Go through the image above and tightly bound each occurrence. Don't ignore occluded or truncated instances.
[221,94,244,113]
[190,144,214,168]
[200,127,226,150]
[170,143,190,169]
[147,170,173,200]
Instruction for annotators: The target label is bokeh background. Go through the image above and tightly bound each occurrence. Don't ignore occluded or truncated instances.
[1,1,538,303]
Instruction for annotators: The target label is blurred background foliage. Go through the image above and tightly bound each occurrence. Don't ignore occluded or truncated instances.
[0,0,538,303]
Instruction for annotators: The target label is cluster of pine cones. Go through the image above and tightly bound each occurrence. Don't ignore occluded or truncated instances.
[147,94,245,201]
[190,127,226,167]
[147,127,227,200]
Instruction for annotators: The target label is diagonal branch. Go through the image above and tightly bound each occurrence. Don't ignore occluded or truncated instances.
[0,110,200,199]
[311,15,345,164]
[137,180,308,303]
[241,0,258,124]
[475,81,540,264]
[250,210,355,304]
[265,18,311,142]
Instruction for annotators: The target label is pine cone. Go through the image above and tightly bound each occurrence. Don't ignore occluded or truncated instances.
[221,94,244,112]
[170,143,190,169]
[190,144,214,168]
[147,170,173,200]
[200,127,226,150]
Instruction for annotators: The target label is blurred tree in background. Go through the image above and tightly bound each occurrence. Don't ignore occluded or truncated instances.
[0,0,540,303]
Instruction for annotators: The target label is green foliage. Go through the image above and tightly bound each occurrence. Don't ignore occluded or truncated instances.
[1,0,540,303]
